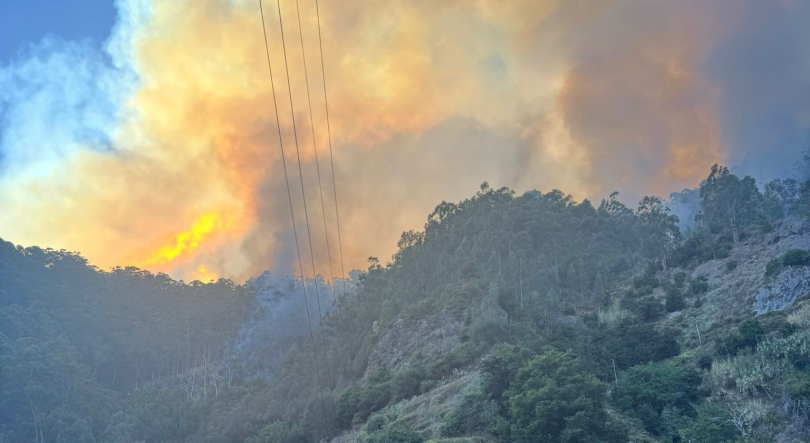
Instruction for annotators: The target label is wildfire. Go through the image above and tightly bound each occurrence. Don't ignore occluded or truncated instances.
[143,213,222,266]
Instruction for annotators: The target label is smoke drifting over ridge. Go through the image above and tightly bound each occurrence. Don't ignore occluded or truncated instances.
[0,0,808,281]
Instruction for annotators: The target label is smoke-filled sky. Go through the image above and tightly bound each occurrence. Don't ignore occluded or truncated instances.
[1,0,808,282]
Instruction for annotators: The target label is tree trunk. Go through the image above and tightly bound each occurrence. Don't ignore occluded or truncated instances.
[731,204,740,245]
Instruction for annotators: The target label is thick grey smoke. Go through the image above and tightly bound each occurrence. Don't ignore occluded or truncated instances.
[228,272,357,379]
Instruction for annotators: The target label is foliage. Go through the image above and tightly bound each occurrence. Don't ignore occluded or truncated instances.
[616,362,702,413]
[366,428,424,443]
[678,403,742,443]
[787,304,810,328]
[670,230,732,266]
[441,384,498,437]
[689,275,710,296]
[782,249,810,267]
[764,178,802,218]
[697,164,765,244]
[767,249,810,277]
[597,300,634,326]
[366,414,388,433]
[336,363,441,429]
[501,349,627,443]
[336,370,394,427]
[479,344,532,405]
[636,196,681,271]
[0,241,253,442]
[766,258,784,277]
[784,369,810,400]
[595,320,680,370]
[665,290,687,312]
[614,362,701,434]
[717,319,764,357]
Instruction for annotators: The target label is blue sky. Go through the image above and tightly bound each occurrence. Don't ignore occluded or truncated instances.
[0,0,116,62]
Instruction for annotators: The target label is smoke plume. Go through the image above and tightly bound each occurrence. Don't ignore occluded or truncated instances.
[1,0,808,281]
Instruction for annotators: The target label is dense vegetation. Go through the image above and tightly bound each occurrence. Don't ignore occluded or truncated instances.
[0,244,254,442]
[3,163,810,442]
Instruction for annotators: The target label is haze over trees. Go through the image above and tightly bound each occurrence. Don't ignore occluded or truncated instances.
[3,163,810,442]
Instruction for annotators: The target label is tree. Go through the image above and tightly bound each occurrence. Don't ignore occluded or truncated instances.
[637,196,681,272]
[698,165,763,244]
[764,178,801,218]
[597,320,680,370]
[480,345,532,405]
[503,350,627,443]
[614,362,701,434]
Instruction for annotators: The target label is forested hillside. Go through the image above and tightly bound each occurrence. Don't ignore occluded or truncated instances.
[3,163,810,443]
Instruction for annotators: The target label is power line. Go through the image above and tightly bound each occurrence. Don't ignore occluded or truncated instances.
[313,0,349,301]
[275,0,340,436]
[258,0,331,438]
[292,0,339,425]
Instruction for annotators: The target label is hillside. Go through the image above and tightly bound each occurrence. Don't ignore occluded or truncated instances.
[3,164,810,443]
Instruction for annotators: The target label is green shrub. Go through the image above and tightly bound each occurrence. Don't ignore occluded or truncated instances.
[597,320,680,370]
[784,369,810,400]
[665,291,686,312]
[614,362,702,428]
[765,258,783,277]
[671,232,732,266]
[788,304,810,328]
[419,379,438,393]
[392,364,429,400]
[621,295,665,322]
[366,428,423,443]
[758,329,810,369]
[336,363,441,429]
[335,382,392,428]
[673,272,687,288]
[429,342,478,379]
[468,313,510,347]
[767,249,810,277]
[695,351,714,370]
[633,271,660,292]
[688,276,709,296]
[441,388,498,437]
[366,414,388,433]
[479,344,532,404]
[634,403,661,434]
[678,404,740,443]
[369,367,393,384]
[717,319,763,356]
[709,354,772,396]
[782,249,810,267]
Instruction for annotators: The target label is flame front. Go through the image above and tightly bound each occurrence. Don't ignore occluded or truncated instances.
[141,213,222,266]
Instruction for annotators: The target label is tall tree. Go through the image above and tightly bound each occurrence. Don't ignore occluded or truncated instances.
[637,196,681,272]
[697,165,763,244]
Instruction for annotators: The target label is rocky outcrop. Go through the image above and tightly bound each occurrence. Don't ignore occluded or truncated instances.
[753,266,810,315]
[365,310,462,376]
[773,218,810,242]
